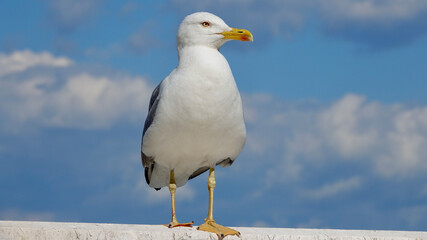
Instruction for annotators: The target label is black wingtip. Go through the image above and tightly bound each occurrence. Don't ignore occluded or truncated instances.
[144,167,151,185]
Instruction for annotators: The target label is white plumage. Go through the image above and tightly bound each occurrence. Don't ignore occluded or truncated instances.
[141,12,248,189]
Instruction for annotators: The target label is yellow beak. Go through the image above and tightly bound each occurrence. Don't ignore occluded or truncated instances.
[221,28,253,42]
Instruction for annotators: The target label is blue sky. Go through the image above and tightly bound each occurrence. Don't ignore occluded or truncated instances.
[1,0,427,231]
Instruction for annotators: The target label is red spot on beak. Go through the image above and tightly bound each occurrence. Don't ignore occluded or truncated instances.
[241,36,249,41]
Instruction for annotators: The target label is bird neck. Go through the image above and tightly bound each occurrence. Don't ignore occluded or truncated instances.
[177,45,226,69]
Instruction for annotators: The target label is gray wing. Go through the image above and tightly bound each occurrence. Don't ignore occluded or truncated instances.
[188,158,235,180]
[142,82,161,136]
[141,81,162,190]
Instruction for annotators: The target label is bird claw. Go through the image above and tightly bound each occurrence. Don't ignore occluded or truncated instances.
[165,220,194,228]
[198,220,240,239]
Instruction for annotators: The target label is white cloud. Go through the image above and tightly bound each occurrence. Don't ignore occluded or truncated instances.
[318,0,427,24]
[302,176,362,200]
[318,94,380,158]
[46,73,152,128]
[316,0,427,48]
[0,50,72,77]
[243,93,427,180]
[0,50,153,130]
[376,107,427,177]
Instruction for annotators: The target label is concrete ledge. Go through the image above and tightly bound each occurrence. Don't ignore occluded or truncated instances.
[1,221,426,240]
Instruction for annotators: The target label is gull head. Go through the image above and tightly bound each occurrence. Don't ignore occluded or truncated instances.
[177,12,253,50]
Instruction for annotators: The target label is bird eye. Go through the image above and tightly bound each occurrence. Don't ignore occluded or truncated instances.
[201,21,210,27]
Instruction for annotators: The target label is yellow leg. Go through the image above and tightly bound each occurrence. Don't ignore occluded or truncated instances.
[166,170,194,228]
[197,168,240,239]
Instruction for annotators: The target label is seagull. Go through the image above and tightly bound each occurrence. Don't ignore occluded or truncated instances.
[141,12,253,238]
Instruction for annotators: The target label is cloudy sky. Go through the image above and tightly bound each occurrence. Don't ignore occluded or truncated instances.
[1,0,427,231]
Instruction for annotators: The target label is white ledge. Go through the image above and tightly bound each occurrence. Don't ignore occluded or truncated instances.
[1,221,426,240]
